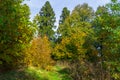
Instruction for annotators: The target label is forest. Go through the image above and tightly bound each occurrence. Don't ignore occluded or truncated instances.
[0,0,120,80]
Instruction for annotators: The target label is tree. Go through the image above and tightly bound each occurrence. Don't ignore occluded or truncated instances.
[94,5,120,62]
[53,3,94,60]
[52,16,95,79]
[0,0,34,69]
[92,0,120,79]
[38,1,56,40]
[53,27,87,61]
[72,3,94,22]
[24,36,54,69]
[53,3,97,80]
[58,3,94,38]
[56,7,70,43]
[59,7,70,25]
[85,6,108,62]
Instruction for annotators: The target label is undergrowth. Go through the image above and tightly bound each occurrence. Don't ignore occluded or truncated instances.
[0,66,72,80]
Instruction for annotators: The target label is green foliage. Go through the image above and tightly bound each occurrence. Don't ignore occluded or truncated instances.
[72,3,94,22]
[58,3,94,38]
[0,66,72,80]
[59,7,70,25]
[54,3,94,61]
[1,0,120,79]
[56,7,70,43]
[53,27,87,60]
[0,0,35,69]
[91,0,120,79]
[93,0,120,61]
[38,1,56,40]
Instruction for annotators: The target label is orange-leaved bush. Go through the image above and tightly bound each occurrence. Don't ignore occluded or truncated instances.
[24,36,54,69]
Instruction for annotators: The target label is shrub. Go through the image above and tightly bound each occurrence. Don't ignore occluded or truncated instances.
[24,36,54,69]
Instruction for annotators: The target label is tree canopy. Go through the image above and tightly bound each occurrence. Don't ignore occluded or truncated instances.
[38,1,56,40]
[1,0,120,79]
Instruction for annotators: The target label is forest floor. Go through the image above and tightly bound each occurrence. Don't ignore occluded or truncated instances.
[0,65,72,80]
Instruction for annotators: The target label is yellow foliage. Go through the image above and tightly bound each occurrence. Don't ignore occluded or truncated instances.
[53,28,87,60]
[24,36,54,69]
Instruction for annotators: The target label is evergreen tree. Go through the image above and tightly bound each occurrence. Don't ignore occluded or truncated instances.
[57,7,70,43]
[39,1,56,40]
[59,3,94,37]
[59,7,70,25]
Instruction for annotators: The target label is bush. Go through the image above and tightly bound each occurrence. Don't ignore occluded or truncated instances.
[67,60,113,80]
[24,36,54,69]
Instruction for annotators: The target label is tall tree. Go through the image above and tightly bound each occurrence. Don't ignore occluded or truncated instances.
[72,3,94,22]
[53,3,94,60]
[59,7,70,25]
[39,1,56,40]
[0,0,34,68]
[53,4,96,79]
[56,7,70,43]
[92,0,120,79]
[58,3,94,38]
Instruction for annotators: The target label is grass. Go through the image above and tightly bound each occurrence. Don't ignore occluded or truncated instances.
[0,66,72,80]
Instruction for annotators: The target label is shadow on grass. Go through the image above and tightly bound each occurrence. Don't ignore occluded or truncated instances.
[0,66,73,80]
[0,69,48,80]
[57,67,72,80]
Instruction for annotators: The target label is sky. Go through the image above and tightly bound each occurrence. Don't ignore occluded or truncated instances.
[24,0,111,26]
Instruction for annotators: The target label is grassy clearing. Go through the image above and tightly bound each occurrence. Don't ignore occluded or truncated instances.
[0,66,72,80]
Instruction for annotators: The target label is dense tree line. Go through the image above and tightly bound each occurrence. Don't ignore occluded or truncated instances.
[0,0,35,69]
[0,0,120,79]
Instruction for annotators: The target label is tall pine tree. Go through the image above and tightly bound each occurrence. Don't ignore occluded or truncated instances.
[39,1,56,40]
[59,7,70,25]
[57,7,70,43]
